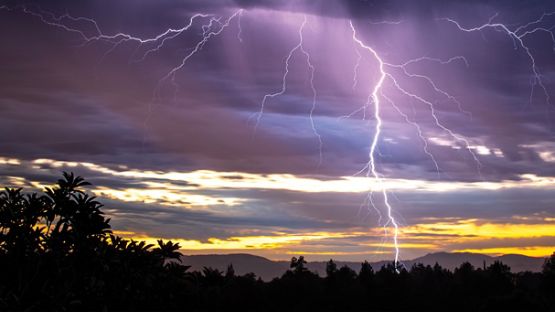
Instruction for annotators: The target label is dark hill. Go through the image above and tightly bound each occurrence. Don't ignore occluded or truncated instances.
[182,252,547,280]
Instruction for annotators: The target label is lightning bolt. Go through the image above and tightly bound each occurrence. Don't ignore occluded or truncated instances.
[349,20,483,270]
[133,14,216,63]
[391,56,473,119]
[442,12,555,107]
[255,15,323,166]
[5,4,555,273]
[350,21,400,270]
[14,5,215,64]
[146,10,243,147]
[4,4,244,152]
[3,5,242,93]
[156,10,243,97]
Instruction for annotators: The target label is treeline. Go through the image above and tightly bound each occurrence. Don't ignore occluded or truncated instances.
[1,173,554,311]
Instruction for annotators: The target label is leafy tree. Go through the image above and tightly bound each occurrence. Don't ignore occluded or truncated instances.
[543,252,555,275]
[485,260,513,294]
[326,259,337,278]
[153,239,182,262]
[290,256,307,273]
[0,173,191,310]
[225,263,235,279]
[542,252,555,295]
[358,260,374,283]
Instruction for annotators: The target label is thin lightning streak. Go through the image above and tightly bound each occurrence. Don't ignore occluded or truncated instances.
[159,10,243,89]
[0,5,237,140]
[255,29,298,129]
[135,14,215,62]
[387,75,483,175]
[443,12,555,107]
[255,15,323,165]
[300,38,324,166]
[353,48,362,89]
[514,12,555,52]
[359,192,383,225]
[339,106,368,120]
[389,56,473,119]
[369,19,402,25]
[237,10,244,43]
[147,10,243,147]
[5,5,215,63]
[381,91,441,178]
[17,6,97,41]
[44,10,102,35]
[399,56,469,67]
[350,21,400,270]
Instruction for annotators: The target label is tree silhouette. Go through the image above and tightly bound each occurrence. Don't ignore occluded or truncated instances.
[326,259,337,278]
[0,173,554,311]
[154,239,182,262]
[542,252,555,295]
[358,260,374,283]
[543,252,555,275]
[0,173,193,310]
[290,256,308,273]
[225,263,235,279]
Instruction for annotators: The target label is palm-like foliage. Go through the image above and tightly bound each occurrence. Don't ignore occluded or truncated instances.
[0,188,48,256]
[154,239,182,262]
[0,173,189,310]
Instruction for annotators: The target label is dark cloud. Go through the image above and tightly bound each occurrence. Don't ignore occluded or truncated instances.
[2,1,555,178]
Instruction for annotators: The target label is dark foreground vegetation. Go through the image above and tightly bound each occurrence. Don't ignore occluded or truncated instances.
[1,173,554,311]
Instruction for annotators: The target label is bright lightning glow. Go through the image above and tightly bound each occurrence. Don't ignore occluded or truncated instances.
[343,51,479,179]
[349,19,489,269]
[350,21,400,270]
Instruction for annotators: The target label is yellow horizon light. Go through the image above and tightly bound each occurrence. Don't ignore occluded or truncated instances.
[112,231,363,251]
[453,247,555,258]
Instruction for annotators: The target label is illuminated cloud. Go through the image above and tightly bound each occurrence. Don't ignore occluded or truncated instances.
[0,157,21,165]
[2,156,555,260]
[26,157,555,194]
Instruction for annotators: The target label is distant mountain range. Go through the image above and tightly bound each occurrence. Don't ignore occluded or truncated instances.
[181,252,547,281]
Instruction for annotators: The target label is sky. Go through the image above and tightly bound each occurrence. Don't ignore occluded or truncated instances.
[1,0,555,261]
